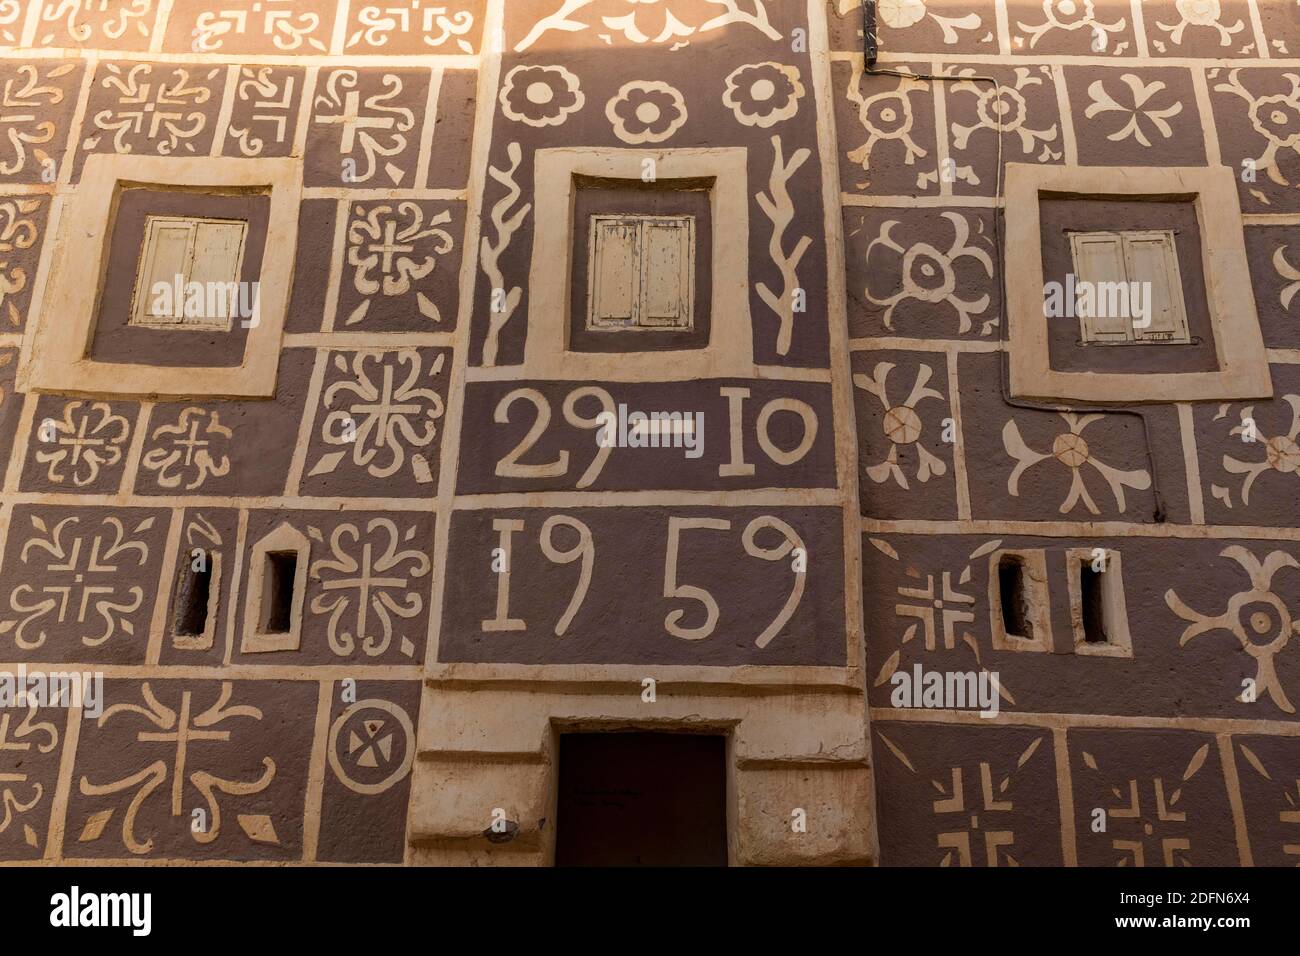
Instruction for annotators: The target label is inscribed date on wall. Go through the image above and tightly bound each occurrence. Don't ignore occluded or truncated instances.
[456,379,837,493]
[439,506,847,667]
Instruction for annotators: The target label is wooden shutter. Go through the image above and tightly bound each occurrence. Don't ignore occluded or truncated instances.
[1069,232,1131,342]
[1122,230,1190,344]
[639,217,692,328]
[588,217,640,328]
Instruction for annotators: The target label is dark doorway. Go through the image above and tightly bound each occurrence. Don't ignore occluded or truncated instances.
[555,732,728,867]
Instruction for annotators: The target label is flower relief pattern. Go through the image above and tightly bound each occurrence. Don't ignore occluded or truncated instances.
[857,0,984,45]
[308,517,431,660]
[0,198,40,328]
[1002,413,1151,515]
[1166,547,1299,714]
[948,67,1062,177]
[34,401,131,487]
[0,513,155,651]
[1084,74,1183,147]
[313,70,416,185]
[346,202,455,324]
[724,62,803,128]
[862,211,995,335]
[607,81,687,145]
[1212,397,1300,509]
[84,63,220,155]
[516,0,782,52]
[308,350,446,485]
[500,65,584,127]
[1013,0,1129,54]
[1212,70,1300,203]
[845,64,930,189]
[1151,0,1247,54]
[77,682,280,855]
[869,537,1015,704]
[855,362,948,489]
[140,408,233,491]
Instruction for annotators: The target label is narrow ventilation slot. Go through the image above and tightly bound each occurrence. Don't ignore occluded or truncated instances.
[261,551,298,634]
[998,555,1032,641]
[1079,560,1108,644]
[173,561,214,637]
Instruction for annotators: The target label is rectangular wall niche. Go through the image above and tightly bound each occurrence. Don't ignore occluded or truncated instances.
[988,549,1052,653]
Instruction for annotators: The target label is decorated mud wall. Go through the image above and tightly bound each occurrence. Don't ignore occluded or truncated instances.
[0,0,1295,866]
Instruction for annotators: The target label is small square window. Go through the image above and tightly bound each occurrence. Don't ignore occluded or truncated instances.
[1068,229,1190,345]
[131,215,249,331]
[587,215,695,332]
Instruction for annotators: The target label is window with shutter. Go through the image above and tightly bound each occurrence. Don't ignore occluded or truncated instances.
[130,214,249,331]
[1068,229,1190,345]
[587,215,694,332]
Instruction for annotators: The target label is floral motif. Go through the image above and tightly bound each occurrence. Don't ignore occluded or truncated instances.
[1214,70,1300,192]
[140,408,233,491]
[1218,396,1300,506]
[0,513,153,651]
[308,518,430,659]
[858,0,982,44]
[1084,74,1184,147]
[862,211,994,334]
[878,0,926,29]
[1154,0,1245,50]
[309,350,446,483]
[845,68,928,186]
[950,68,1061,165]
[500,65,584,128]
[313,70,416,185]
[1002,412,1151,515]
[723,62,803,128]
[84,63,220,156]
[1166,547,1299,713]
[78,683,277,854]
[517,0,781,52]
[346,202,454,324]
[606,80,687,144]
[33,401,130,487]
[1016,0,1126,50]
[855,362,948,489]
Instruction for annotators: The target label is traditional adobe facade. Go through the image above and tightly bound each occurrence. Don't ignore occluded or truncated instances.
[0,0,1297,865]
